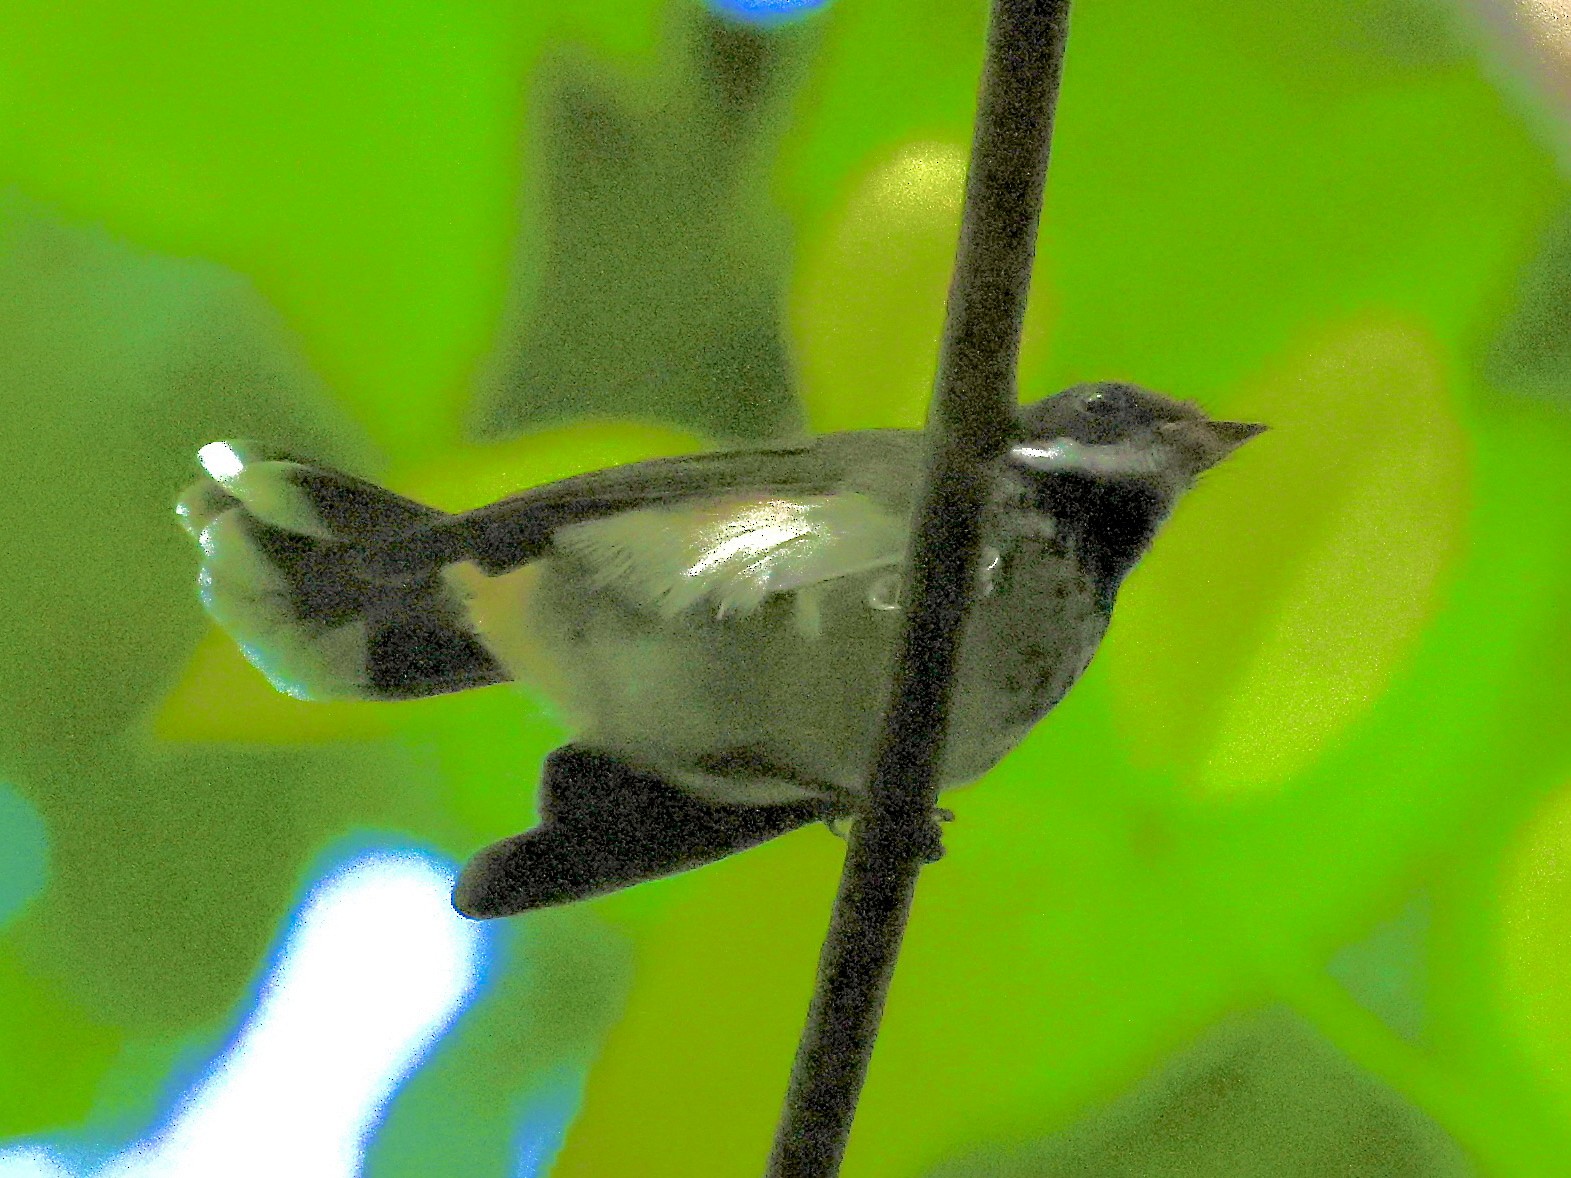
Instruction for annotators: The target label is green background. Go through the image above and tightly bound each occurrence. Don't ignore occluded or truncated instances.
[2,0,1571,1172]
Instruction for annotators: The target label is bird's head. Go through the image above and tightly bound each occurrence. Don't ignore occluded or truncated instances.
[1013,381,1264,494]
[1009,382,1265,602]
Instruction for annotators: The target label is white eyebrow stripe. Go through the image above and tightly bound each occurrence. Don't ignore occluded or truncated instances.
[1010,439,1162,476]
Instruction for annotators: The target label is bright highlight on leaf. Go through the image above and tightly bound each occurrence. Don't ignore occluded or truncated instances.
[1501,777,1571,1120]
[791,139,1053,434]
[791,142,971,431]
[1107,317,1468,795]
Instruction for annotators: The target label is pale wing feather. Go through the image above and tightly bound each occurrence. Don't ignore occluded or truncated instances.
[552,493,906,619]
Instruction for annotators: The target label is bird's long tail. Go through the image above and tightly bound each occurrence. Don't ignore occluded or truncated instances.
[176,441,509,701]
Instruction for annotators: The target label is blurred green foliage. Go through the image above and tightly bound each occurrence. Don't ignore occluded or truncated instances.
[2,0,1571,1173]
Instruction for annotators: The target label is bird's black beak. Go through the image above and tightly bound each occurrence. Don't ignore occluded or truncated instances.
[1161,419,1267,470]
[1209,420,1269,446]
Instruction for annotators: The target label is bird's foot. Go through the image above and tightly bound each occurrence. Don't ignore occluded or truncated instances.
[825,813,857,841]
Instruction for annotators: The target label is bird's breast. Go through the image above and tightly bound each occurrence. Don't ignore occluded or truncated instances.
[941,534,1109,780]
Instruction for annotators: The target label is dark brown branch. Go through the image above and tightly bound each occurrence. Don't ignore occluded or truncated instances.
[766,1,1073,1174]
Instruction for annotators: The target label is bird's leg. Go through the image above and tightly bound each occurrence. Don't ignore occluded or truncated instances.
[913,807,953,863]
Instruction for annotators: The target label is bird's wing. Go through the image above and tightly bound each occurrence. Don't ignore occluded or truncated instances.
[549,490,909,619]
[362,430,926,584]
[368,443,838,579]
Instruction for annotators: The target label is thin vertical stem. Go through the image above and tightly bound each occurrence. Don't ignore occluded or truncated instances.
[766,1,1073,1174]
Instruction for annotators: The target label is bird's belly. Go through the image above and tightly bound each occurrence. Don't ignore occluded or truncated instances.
[523,546,1106,806]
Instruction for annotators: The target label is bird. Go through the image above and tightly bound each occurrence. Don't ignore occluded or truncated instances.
[175,382,1263,918]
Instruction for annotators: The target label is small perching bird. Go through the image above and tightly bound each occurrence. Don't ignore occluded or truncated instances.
[176,383,1263,916]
